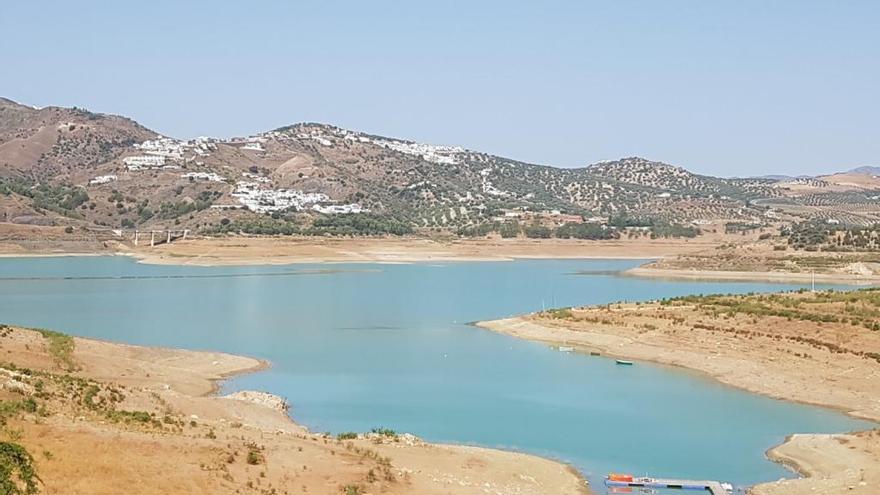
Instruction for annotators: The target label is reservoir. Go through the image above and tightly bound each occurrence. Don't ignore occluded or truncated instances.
[0,256,872,491]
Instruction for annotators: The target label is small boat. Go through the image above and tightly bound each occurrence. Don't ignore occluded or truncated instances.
[606,473,634,483]
[589,351,601,356]
[558,346,574,352]
[615,359,634,366]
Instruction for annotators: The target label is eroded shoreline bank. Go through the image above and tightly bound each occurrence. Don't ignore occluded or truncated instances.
[626,265,880,285]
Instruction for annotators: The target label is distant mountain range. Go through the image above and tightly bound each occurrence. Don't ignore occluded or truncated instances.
[1,97,879,233]
[847,166,880,176]
[750,174,812,181]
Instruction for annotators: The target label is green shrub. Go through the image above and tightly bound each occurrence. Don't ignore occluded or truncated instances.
[308,214,413,236]
[370,427,397,438]
[555,222,616,240]
[107,410,153,424]
[523,224,552,239]
[342,484,362,495]
[246,449,262,465]
[544,307,574,319]
[35,329,75,370]
[498,222,520,238]
[0,442,40,495]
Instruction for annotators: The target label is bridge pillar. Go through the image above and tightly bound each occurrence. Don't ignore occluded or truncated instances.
[182,229,188,240]
[150,231,155,247]
[134,230,139,246]
[167,231,171,244]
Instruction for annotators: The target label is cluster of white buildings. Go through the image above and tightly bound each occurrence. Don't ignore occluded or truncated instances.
[229,176,366,215]
[343,134,372,144]
[88,174,117,185]
[224,135,267,152]
[181,172,226,182]
[134,137,185,160]
[231,181,328,213]
[331,127,464,164]
[136,136,216,157]
[241,142,265,152]
[370,138,463,165]
[188,137,216,156]
[125,137,217,171]
[311,203,367,214]
[271,126,465,165]
[123,155,173,170]
[294,132,333,147]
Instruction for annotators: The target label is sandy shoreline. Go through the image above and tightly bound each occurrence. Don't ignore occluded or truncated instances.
[4,234,878,286]
[0,325,589,495]
[0,252,109,258]
[117,237,706,266]
[752,432,879,495]
[627,265,880,285]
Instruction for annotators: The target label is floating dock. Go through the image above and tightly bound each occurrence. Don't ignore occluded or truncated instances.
[605,477,731,495]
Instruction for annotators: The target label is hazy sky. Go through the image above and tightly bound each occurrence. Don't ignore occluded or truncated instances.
[2,1,878,176]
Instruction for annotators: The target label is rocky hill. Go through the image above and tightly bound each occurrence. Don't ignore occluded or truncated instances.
[1,98,878,236]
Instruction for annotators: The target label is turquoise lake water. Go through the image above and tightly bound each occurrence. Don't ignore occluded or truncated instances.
[0,256,873,492]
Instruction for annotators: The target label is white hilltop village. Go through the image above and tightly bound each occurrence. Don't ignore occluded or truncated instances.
[268,125,466,165]
[122,136,215,171]
[91,127,546,222]
[104,134,369,215]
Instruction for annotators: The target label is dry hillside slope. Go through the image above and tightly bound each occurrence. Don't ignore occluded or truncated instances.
[3,97,879,241]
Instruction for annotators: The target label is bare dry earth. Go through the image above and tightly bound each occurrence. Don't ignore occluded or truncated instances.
[751,431,879,495]
[630,239,880,284]
[0,223,110,255]
[0,326,587,495]
[119,235,724,266]
[0,220,751,264]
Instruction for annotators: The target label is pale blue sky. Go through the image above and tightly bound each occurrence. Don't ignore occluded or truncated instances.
[2,1,878,176]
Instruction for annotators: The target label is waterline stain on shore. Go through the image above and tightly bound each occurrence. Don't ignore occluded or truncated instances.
[0,267,378,281]
[0,256,873,491]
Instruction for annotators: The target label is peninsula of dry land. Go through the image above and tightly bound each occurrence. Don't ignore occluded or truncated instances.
[629,238,880,284]
[478,288,880,495]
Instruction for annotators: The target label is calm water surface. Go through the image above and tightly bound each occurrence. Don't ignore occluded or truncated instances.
[0,256,872,492]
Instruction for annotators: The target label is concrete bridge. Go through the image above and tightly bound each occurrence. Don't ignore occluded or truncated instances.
[86,228,191,247]
[131,229,190,247]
